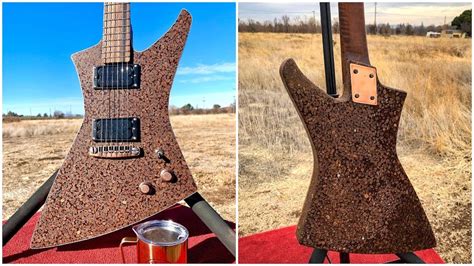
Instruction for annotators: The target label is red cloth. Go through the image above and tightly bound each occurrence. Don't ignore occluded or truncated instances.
[3,205,235,263]
[239,225,444,263]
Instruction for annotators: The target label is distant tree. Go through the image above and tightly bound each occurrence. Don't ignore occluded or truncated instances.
[395,23,404,35]
[43,113,48,118]
[452,9,472,36]
[377,23,392,36]
[53,110,65,118]
[415,22,426,36]
[426,24,437,33]
[36,113,42,117]
[405,24,414,35]
[213,104,221,109]
[367,24,377,35]
[6,111,18,117]
[282,15,290,33]
[332,19,340,34]
[181,103,194,111]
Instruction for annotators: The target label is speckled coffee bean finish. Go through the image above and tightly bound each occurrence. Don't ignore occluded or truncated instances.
[280,59,436,254]
[30,10,197,249]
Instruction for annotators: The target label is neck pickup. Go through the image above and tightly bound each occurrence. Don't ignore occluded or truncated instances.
[94,64,140,89]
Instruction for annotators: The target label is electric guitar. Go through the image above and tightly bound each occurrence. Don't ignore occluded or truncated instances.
[31,3,197,248]
[280,3,436,253]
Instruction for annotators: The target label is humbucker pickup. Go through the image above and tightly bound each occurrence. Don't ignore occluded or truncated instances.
[92,117,140,142]
[93,64,140,89]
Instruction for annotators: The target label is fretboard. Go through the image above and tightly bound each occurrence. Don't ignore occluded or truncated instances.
[102,2,131,64]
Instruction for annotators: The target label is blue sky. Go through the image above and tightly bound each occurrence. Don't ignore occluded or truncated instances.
[3,3,236,115]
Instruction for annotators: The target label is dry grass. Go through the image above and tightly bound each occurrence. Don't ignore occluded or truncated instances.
[3,114,235,223]
[3,119,81,138]
[238,33,471,263]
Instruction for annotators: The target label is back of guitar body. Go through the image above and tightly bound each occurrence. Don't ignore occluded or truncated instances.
[31,5,197,248]
[280,3,436,254]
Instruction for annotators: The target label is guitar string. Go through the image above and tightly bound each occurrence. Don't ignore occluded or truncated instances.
[118,3,128,148]
[113,3,117,147]
[107,2,112,149]
[110,2,114,149]
[102,2,107,150]
[125,3,130,151]
[115,2,119,147]
[119,3,123,148]
[114,3,119,147]
[123,3,128,150]
[119,3,125,148]
[111,2,116,148]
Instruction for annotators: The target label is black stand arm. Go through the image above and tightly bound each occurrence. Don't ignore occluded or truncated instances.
[2,170,58,246]
[395,252,425,263]
[309,248,328,263]
[184,192,236,257]
[320,2,337,97]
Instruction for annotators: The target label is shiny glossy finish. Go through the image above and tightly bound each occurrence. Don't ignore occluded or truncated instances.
[120,220,188,263]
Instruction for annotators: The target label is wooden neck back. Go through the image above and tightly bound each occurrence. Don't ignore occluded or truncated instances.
[102,2,131,64]
[338,3,370,96]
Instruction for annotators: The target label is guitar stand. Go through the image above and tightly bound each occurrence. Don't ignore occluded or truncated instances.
[308,249,425,264]
[2,170,236,258]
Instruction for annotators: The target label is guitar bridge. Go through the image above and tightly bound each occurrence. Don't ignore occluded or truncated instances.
[89,145,141,159]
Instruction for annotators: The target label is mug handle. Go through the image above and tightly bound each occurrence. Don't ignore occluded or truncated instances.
[120,237,138,263]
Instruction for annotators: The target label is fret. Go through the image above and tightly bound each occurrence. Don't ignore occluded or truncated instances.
[102,44,131,47]
[105,3,128,7]
[102,2,131,64]
[104,18,130,22]
[103,33,131,37]
[103,25,131,29]
[101,57,132,60]
[102,52,132,55]
[104,11,130,15]
[102,50,131,53]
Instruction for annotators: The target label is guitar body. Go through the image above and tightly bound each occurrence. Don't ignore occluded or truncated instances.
[31,10,197,248]
[280,59,436,253]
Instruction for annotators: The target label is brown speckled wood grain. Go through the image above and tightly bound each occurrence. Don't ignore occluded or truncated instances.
[280,59,436,254]
[30,10,197,249]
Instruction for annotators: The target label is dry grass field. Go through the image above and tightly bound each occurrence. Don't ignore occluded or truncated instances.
[238,33,471,263]
[3,114,236,223]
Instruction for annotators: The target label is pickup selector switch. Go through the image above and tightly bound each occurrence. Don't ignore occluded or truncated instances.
[155,149,165,159]
[160,170,173,182]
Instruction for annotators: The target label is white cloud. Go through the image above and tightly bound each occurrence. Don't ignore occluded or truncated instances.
[177,62,236,75]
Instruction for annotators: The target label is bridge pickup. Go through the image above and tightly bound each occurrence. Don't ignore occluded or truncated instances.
[89,145,141,159]
[93,64,140,89]
[92,117,140,142]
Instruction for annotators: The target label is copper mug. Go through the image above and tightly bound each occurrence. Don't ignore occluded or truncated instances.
[120,220,189,263]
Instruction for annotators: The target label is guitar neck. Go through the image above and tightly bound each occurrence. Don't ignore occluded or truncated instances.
[338,3,370,88]
[102,2,131,64]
